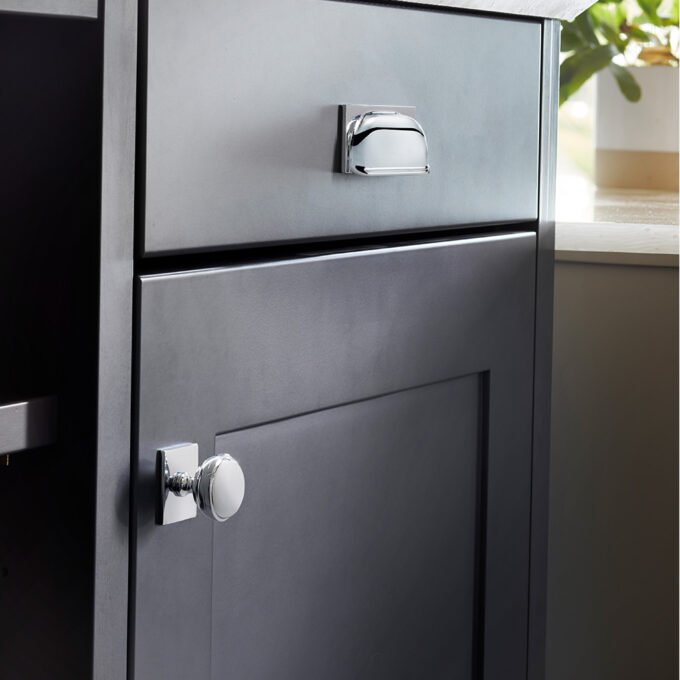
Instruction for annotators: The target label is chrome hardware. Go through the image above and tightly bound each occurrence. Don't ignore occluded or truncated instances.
[158,443,246,525]
[342,104,430,176]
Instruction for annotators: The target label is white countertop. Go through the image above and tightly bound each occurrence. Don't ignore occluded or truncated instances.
[556,221,679,267]
[391,0,594,20]
[555,188,679,267]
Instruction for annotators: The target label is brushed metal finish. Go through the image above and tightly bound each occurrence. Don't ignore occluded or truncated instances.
[0,396,57,455]
[141,0,541,253]
[342,105,429,176]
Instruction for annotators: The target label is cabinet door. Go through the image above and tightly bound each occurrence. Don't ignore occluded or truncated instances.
[132,233,536,679]
[141,0,541,254]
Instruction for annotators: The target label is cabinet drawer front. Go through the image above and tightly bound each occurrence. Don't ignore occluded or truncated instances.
[142,0,541,254]
[134,233,536,680]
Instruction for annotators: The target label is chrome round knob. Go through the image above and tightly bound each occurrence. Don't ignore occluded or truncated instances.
[193,454,245,522]
[164,451,245,523]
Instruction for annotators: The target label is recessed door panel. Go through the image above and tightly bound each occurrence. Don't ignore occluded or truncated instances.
[212,377,481,679]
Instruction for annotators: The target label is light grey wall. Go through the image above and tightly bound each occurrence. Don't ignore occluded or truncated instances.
[547,260,678,680]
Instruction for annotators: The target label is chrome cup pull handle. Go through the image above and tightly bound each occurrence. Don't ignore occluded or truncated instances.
[342,105,430,177]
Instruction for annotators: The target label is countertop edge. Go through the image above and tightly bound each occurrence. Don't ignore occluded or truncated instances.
[555,221,679,268]
[555,250,679,268]
[389,0,595,20]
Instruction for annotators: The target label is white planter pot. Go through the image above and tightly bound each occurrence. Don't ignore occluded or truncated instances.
[595,66,679,190]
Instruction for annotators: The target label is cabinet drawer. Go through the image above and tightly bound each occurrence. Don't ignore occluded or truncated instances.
[141,0,541,255]
[134,232,538,679]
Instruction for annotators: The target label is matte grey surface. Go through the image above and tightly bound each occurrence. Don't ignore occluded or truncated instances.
[142,0,541,254]
[133,233,537,679]
[212,379,479,679]
[0,0,97,18]
[548,262,678,680]
[91,1,137,678]
[527,18,559,680]
[0,396,57,455]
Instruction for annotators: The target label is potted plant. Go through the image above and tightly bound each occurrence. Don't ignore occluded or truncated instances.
[560,0,679,190]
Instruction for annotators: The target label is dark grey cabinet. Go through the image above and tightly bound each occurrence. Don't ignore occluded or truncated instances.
[210,384,481,680]
[1,2,565,679]
[141,0,542,254]
[133,233,537,679]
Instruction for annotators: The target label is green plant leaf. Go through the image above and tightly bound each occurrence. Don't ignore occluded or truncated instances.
[574,11,600,46]
[660,0,679,24]
[638,0,662,21]
[625,24,654,42]
[608,63,642,102]
[560,44,616,105]
[599,22,628,51]
[612,2,628,26]
[590,3,621,31]
[561,21,587,51]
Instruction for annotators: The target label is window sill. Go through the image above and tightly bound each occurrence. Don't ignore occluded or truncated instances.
[555,221,678,268]
[555,187,678,268]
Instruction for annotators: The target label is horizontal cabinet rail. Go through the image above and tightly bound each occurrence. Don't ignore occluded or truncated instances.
[0,395,58,455]
[0,0,97,19]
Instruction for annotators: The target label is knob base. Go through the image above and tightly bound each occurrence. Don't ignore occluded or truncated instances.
[158,443,199,525]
